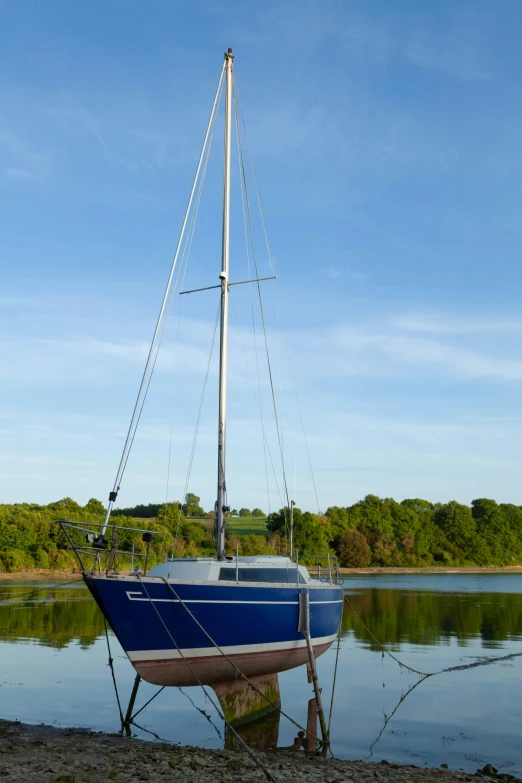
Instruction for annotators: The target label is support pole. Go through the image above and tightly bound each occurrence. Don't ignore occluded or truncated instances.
[123,674,142,736]
[298,590,329,755]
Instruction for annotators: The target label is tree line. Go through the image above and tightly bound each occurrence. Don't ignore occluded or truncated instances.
[1,493,522,571]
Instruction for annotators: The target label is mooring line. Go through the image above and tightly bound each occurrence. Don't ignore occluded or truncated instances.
[177,686,224,740]
[103,616,125,726]
[0,578,83,604]
[365,674,429,759]
[129,685,165,723]
[343,596,432,677]
[137,576,277,783]
[159,577,325,750]
[129,720,170,743]
[343,594,522,677]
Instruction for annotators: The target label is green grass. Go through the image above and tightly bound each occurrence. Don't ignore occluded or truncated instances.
[131,515,270,538]
[199,516,270,538]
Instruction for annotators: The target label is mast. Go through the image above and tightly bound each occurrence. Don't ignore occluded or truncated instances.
[216,48,233,560]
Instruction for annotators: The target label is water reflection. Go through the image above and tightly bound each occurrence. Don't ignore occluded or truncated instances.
[0,581,102,648]
[343,584,522,648]
[1,575,521,775]
[3,579,522,650]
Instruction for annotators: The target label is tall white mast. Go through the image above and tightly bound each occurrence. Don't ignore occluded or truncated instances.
[216,48,233,560]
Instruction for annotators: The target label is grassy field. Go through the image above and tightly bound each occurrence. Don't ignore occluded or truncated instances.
[198,516,269,538]
[131,515,270,538]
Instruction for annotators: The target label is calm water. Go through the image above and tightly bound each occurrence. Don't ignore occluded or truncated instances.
[1,574,521,774]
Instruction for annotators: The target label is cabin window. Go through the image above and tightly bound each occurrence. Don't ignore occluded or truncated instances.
[218,567,306,583]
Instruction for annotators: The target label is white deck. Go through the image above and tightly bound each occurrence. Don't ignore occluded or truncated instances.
[148,554,312,583]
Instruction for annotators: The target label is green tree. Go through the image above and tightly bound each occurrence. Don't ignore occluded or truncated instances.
[434,501,477,562]
[251,508,265,517]
[85,498,105,516]
[239,508,251,517]
[183,493,205,518]
[336,529,371,568]
[268,507,330,556]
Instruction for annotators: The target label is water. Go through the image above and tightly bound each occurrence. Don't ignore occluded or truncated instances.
[1,574,521,773]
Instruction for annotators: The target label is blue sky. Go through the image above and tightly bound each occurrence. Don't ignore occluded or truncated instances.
[2,0,522,513]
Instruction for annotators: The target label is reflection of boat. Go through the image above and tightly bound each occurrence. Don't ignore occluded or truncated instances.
[219,673,320,754]
[60,48,343,688]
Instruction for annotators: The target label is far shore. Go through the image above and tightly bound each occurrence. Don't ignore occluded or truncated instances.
[1,565,522,581]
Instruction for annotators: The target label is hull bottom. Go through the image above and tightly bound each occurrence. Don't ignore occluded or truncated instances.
[131,640,333,686]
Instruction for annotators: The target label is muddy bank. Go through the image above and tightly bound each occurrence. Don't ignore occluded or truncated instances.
[0,721,518,783]
[339,566,522,575]
[0,569,79,581]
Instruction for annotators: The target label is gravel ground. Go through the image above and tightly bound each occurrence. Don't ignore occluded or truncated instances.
[0,721,519,783]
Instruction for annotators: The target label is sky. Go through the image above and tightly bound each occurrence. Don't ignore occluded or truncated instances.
[2,0,522,513]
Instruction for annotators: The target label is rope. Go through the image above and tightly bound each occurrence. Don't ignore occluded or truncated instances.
[343,595,432,677]
[129,685,165,723]
[366,674,427,759]
[0,578,83,603]
[159,576,324,748]
[136,576,277,782]
[343,594,522,678]
[327,617,343,739]
[103,616,125,726]
[177,686,224,740]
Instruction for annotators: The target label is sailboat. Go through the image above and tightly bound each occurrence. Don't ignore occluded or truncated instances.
[59,49,343,688]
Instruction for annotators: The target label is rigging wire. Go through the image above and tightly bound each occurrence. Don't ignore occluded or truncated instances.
[173,301,221,550]
[232,80,291,545]
[164,77,223,526]
[228,293,287,514]
[233,100,272,519]
[233,78,321,515]
[101,63,226,524]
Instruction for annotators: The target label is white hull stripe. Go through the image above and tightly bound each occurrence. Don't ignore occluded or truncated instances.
[125,591,343,605]
[127,633,338,663]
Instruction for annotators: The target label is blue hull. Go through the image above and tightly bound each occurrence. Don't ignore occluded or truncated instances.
[86,574,343,686]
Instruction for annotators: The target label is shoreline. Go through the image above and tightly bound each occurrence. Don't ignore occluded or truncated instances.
[339,565,522,575]
[0,720,516,783]
[1,565,522,581]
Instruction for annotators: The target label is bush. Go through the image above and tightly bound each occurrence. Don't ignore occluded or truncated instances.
[0,549,35,572]
[336,529,371,568]
[33,548,50,568]
[50,549,78,570]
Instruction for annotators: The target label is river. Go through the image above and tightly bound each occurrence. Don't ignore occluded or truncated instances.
[1,573,521,774]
